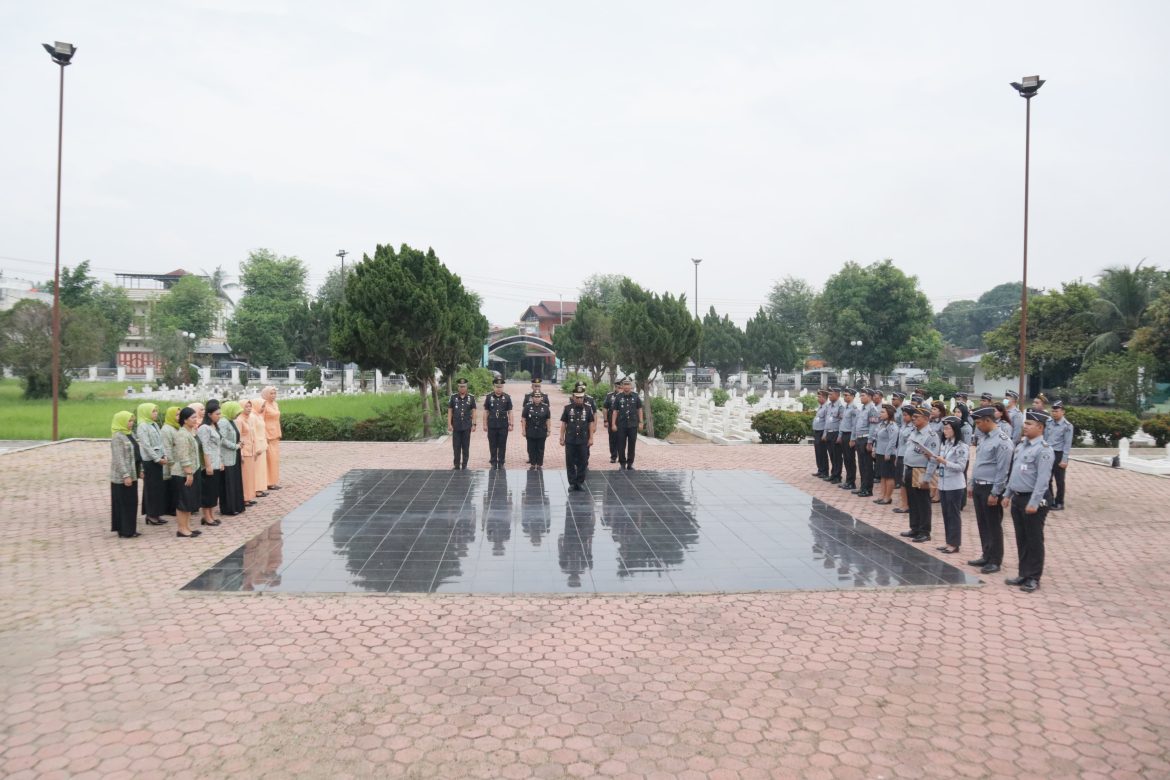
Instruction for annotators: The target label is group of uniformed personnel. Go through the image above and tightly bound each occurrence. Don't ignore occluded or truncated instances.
[812,386,1075,593]
[446,375,645,491]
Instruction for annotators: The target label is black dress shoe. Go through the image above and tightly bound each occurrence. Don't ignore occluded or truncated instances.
[899,530,916,538]
[827,477,842,484]
[839,482,856,490]
[892,508,909,514]
[1052,503,1064,511]
[980,564,1001,574]
[1004,576,1026,586]
[967,558,988,567]
[1019,578,1040,592]
[911,535,931,543]
[626,466,635,471]
[856,491,872,498]
[811,471,824,477]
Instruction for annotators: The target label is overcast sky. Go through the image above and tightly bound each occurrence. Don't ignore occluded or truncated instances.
[3,1,1168,327]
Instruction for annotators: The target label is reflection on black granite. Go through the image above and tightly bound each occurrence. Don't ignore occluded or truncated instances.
[182,470,981,594]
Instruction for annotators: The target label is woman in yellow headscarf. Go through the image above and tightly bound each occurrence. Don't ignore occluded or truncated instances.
[218,401,246,516]
[161,406,182,516]
[110,410,141,538]
[135,402,168,525]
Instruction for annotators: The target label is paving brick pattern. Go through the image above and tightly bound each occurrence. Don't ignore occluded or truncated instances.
[2,383,1170,778]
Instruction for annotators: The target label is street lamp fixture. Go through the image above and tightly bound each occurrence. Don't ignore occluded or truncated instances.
[336,249,348,273]
[43,40,76,441]
[1009,74,1045,402]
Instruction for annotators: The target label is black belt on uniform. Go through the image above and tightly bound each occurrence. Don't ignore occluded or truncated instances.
[973,480,993,486]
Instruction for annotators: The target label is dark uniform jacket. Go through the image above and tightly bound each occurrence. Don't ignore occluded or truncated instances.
[448,393,477,431]
[484,392,513,429]
[523,402,551,437]
[613,392,643,429]
[561,404,594,444]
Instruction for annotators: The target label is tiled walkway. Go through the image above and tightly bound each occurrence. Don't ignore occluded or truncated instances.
[2,385,1169,778]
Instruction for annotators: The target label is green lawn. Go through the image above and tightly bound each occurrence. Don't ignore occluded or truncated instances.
[0,380,423,439]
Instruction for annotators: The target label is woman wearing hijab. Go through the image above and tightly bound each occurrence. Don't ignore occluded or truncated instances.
[196,399,224,527]
[135,403,168,526]
[237,399,258,506]
[171,407,202,538]
[218,401,247,516]
[928,416,969,555]
[250,397,270,497]
[110,411,141,538]
[160,406,182,517]
[260,386,283,490]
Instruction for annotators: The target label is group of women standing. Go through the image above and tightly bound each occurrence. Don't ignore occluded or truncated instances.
[108,386,283,539]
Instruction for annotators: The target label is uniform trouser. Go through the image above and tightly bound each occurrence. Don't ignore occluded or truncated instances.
[1010,492,1048,580]
[526,435,547,466]
[972,483,1004,565]
[854,437,871,488]
[487,427,508,465]
[827,432,843,478]
[812,429,828,474]
[565,441,590,485]
[617,427,638,466]
[451,429,471,467]
[608,426,620,460]
[906,471,932,537]
[840,433,856,483]
[939,488,963,547]
[1050,452,1066,505]
[111,482,139,537]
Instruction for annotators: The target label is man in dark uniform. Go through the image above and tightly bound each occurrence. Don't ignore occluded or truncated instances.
[823,387,845,484]
[612,377,644,470]
[446,378,477,469]
[966,406,1013,574]
[560,387,594,490]
[603,385,621,463]
[811,389,830,478]
[1003,409,1056,592]
[522,378,549,464]
[838,387,858,491]
[482,377,513,469]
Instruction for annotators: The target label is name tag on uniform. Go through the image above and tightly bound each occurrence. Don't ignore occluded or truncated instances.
[1020,464,1030,473]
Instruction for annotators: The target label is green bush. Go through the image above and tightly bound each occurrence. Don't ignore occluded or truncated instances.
[455,366,495,397]
[920,378,959,400]
[362,393,430,441]
[588,382,611,411]
[799,394,820,411]
[280,412,340,441]
[648,397,679,439]
[746,394,760,406]
[752,409,815,443]
[561,372,590,394]
[1064,407,1140,446]
[711,388,730,407]
[509,369,531,381]
[332,416,358,441]
[1141,414,1170,447]
[303,366,322,392]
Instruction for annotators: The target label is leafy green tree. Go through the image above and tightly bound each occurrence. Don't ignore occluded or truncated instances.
[613,280,700,437]
[1072,352,1157,414]
[579,273,628,312]
[811,260,933,383]
[148,326,194,387]
[552,295,614,382]
[933,299,981,348]
[700,306,744,385]
[1084,261,1165,360]
[745,307,798,392]
[152,275,219,340]
[981,282,1098,387]
[228,249,308,366]
[0,299,103,399]
[44,261,134,363]
[57,261,99,308]
[332,244,454,436]
[435,285,489,398]
[766,276,816,351]
[1130,288,1170,381]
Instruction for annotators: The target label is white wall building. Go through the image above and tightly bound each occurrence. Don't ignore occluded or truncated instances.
[0,273,52,311]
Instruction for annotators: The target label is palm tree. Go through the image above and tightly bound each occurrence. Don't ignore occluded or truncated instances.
[1084,260,1165,360]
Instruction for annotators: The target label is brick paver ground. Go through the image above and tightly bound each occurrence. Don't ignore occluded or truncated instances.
[2,383,1170,778]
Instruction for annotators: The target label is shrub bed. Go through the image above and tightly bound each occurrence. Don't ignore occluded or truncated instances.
[281,394,427,442]
[648,397,679,439]
[1141,414,1170,447]
[752,409,815,443]
[1064,407,1141,446]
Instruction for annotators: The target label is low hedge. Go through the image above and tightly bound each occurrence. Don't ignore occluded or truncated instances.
[648,397,679,439]
[1142,414,1170,447]
[752,409,815,443]
[1064,407,1140,446]
[281,394,427,442]
[799,394,820,411]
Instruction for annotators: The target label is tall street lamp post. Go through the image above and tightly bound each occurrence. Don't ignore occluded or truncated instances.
[850,340,864,386]
[1010,74,1044,402]
[336,248,348,273]
[43,40,76,441]
[691,258,703,371]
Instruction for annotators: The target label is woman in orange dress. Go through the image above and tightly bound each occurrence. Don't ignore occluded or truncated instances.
[260,385,282,490]
[237,398,258,505]
[250,396,270,497]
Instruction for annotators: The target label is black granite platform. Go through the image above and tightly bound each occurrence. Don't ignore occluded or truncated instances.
[182,469,980,594]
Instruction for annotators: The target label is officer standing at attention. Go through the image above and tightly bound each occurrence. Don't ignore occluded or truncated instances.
[811,389,830,479]
[823,387,845,484]
[560,386,595,490]
[1003,409,1056,592]
[838,388,859,491]
[901,406,940,543]
[865,389,883,488]
[446,378,477,470]
[1004,389,1025,443]
[851,388,875,497]
[966,406,1013,574]
[611,377,644,470]
[522,378,549,465]
[1044,399,1074,510]
[603,384,621,464]
[521,390,551,470]
[483,377,513,469]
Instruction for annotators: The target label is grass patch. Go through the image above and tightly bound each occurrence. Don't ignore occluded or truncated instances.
[0,380,430,440]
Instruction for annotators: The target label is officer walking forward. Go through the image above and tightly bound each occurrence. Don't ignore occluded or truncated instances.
[966,406,1013,574]
[1003,409,1056,592]
[446,378,477,470]
[603,385,621,464]
[560,387,595,491]
[611,378,644,470]
[483,377,513,469]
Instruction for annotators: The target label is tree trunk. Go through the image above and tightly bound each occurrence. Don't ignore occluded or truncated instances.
[641,379,655,438]
[418,380,431,438]
[430,376,443,420]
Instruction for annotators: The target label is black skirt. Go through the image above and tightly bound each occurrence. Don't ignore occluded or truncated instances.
[110,482,138,537]
[220,461,246,515]
[164,472,178,516]
[200,469,221,508]
[171,473,201,513]
[893,456,905,487]
[878,454,897,479]
[141,460,167,519]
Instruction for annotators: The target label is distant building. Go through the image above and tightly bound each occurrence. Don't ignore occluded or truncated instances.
[0,273,52,311]
[115,269,232,375]
[519,300,576,343]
